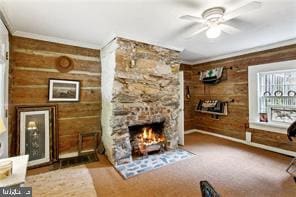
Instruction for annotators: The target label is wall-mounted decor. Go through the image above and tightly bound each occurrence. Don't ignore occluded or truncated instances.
[196,100,228,119]
[185,86,191,100]
[16,105,58,168]
[48,79,80,102]
[55,56,74,73]
[200,67,224,84]
[270,108,296,123]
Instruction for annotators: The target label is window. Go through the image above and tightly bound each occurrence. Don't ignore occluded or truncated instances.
[258,70,296,123]
[248,60,296,133]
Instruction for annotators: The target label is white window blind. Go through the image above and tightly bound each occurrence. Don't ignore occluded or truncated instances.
[258,69,296,123]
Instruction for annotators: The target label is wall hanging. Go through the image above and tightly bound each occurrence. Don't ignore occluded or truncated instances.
[196,99,228,119]
[55,56,74,73]
[199,67,224,84]
[48,79,80,102]
[185,86,191,100]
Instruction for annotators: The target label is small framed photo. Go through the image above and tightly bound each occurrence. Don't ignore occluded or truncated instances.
[259,113,268,122]
[48,79,80,102]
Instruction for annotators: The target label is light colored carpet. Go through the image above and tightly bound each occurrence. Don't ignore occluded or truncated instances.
[26,165,97,197]
[29,133,296,196]
[87,133,296,196]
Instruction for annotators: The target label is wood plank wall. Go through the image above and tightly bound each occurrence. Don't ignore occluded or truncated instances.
[182,44,296,151]
[9,36,101,155]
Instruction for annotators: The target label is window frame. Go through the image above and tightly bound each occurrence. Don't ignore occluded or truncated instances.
[248,59,296,134]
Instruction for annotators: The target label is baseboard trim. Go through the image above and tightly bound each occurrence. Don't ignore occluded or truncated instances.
[186,129,296,157]
[184,129,198,135]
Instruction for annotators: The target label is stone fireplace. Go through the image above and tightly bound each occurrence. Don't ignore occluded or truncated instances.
[101,37,181,165]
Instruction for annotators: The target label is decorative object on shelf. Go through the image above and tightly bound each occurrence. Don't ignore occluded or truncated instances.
[48,79,80,102]
[0,160,12,180]
[55,56,74,73]
[185,86,191,99]
[199,67,224,84]
[259,113,268,122]
[16,105,58,168]
[270,108,296,123]
[195,100,228,119]
[263,91,271,96]
[288,90,296,97]
[274,90,283,97]
[0,116,7,157]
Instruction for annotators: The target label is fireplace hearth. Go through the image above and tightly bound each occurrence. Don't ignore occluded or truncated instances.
[129,122,166,156]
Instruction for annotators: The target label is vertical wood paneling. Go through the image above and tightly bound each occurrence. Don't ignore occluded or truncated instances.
[9,36,101,155]
[183,44,296,151]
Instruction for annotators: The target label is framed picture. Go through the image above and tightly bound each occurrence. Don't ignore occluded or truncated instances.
[270,108,296,123]
[48,79,80,102]
[16,105,58,168]
[259,113,268,122]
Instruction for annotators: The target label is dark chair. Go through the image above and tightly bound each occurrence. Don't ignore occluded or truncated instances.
[286,121,296,182]
[200,181,220,197]
[287,120,296,141]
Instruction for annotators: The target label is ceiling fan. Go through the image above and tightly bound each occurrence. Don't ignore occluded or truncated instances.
[180,1,262,39]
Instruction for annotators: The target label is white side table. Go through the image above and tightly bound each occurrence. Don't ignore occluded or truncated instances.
[0,155,29,187]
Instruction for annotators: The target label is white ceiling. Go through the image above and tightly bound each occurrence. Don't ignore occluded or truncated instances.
[1,0,296,64]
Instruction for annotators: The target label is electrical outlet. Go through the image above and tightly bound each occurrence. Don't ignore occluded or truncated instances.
[245,132,252,143]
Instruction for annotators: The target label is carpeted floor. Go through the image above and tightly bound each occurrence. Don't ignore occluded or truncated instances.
[28,133,296,197]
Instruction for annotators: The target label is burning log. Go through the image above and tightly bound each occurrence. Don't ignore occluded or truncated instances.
[131,127,166,156]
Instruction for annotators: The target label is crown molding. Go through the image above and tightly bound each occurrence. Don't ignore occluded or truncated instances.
[116,33,184,52]
[0,1,15,34]
[11,31,185,53]
[12,31,101,50]
[0,1,100,50]
[185,38,296,65]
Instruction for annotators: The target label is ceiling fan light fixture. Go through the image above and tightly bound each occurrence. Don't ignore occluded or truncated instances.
[202,7,225,23]
[206,25,221,38]
[180,1,262,39]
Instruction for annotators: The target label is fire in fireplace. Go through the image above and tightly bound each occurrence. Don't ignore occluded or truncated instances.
[129,122,166,156]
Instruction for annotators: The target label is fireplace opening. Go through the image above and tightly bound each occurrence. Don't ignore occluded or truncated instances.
[128,121,166,156]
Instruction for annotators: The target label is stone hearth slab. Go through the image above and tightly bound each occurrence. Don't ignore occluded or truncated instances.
[114,148,195,179]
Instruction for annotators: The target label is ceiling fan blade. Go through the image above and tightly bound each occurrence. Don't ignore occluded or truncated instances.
[179,15,204,23]
[220,24,240,34]
[185,26,208,39]
[224,1,262,21]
